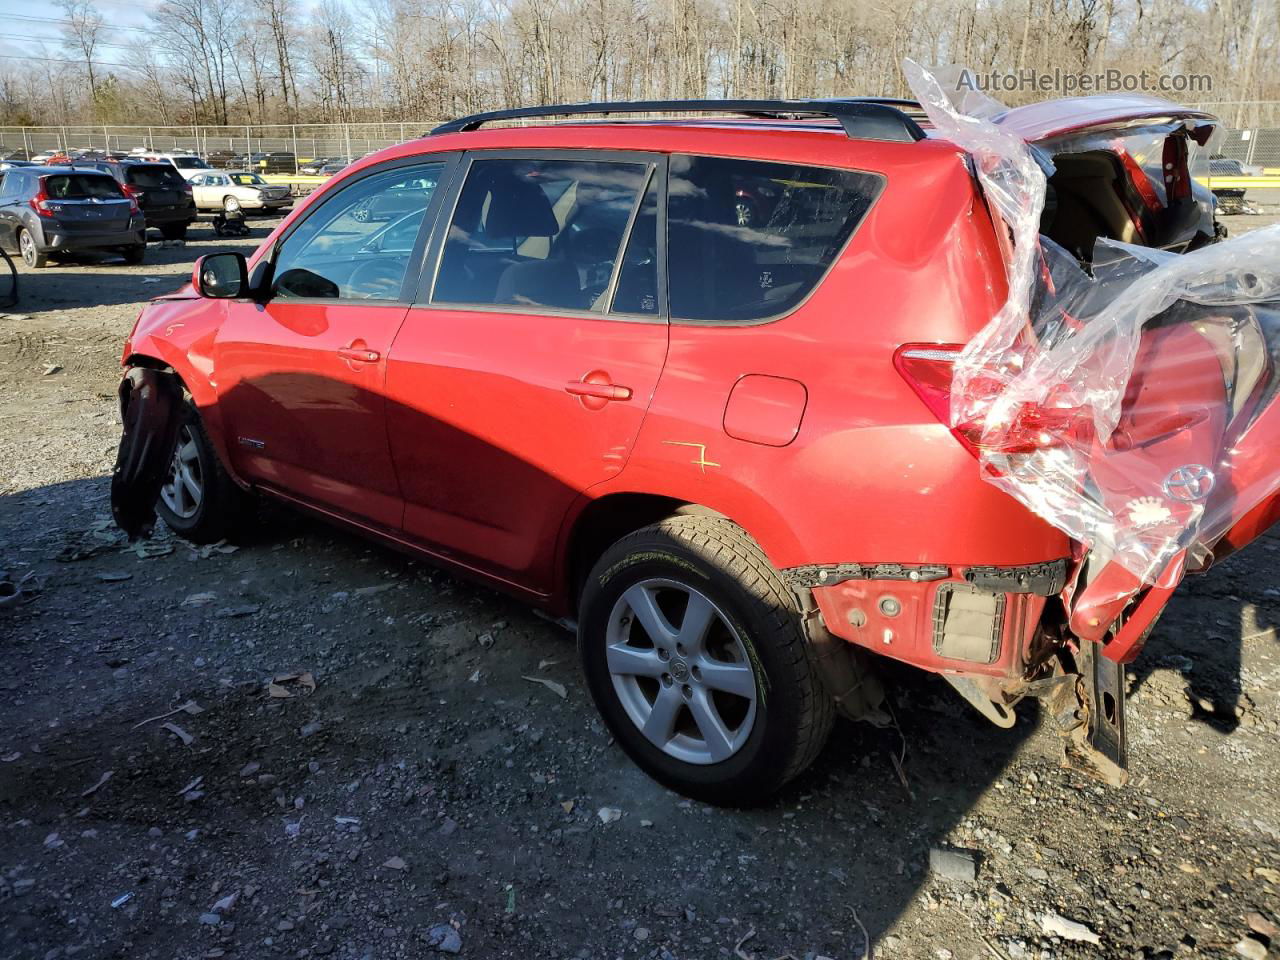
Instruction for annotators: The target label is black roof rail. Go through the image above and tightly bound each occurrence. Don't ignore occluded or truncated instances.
[430,98,926,143]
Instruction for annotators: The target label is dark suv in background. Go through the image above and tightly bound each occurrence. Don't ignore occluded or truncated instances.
[82,160,198,240]
[0,165,146,267]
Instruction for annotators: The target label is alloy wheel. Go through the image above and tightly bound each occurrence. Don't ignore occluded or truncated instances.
[605,578,758,765]
[159,425,203,519]
[19,231,37,267]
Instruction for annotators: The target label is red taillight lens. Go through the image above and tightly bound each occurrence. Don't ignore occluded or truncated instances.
[893,344,1090,458]
[29,185,53,217]
[121,183,140,198]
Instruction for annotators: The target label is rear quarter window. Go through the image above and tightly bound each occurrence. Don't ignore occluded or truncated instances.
[667,156,881,322]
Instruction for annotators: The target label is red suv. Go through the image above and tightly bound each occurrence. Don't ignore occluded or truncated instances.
[113,97,1280,804]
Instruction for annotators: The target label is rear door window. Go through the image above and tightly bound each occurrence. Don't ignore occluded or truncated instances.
[666,156,881,322]
[432,156,651,313]
[43,174,124,199]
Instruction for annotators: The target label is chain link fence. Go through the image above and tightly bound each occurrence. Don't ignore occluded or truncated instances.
[3,109,1280,172]
[0,122,441,170]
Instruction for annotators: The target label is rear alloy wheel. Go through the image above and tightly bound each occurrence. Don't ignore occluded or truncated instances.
[18,229,46,268]
[155,402,251,543]
[579,516,834,805]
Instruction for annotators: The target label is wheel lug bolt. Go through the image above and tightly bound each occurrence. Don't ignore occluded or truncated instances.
[681,684,692,699]
[661,674,672,686]
[658,648,670,661]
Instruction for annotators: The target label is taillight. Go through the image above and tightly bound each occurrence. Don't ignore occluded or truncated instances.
[29,185,53,217]
[893,344,983,457]
[120,183,140,198]
[893,344,1091,458]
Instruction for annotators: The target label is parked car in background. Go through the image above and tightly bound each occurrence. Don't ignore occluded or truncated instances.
[348,171,437,221]
[0,159,35,170]
[317,158,353,176]
[80,160,197,240]
[238,151,297,174]
[205,149,240,169]
[0,149,31,162]
[156,153,214,181]
[1208,156,1264,214]
[299,157,333,175]
[30,151,57,163]
[188,170,292,214]
[0,165,145,267]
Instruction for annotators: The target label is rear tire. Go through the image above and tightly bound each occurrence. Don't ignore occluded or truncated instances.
[578,516,834,805]
[223,196,241,214]
[18,229,46,268]
[122,244,145,265]
[160,223,187,241]
[156,400,252,543]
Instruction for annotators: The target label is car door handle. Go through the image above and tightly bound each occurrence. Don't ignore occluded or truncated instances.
[338,346,380,363]
[565,380,633,402]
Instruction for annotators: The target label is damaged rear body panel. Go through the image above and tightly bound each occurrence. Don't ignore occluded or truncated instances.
[900,61,1280,780]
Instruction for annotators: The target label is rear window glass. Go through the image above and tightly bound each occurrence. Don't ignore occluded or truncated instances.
[43,174,124,199]
[173,157,210,169]
[125,165,186,188]
[230,173,266,185]
[667,156,881,322]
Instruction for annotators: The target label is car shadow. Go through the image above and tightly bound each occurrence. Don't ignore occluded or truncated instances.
[1,369,1275,958]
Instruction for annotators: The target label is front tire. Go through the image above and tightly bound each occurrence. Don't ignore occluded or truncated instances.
[223,196,241,215]
[156,401,250,543]
[18,229,46,268]
[579,516,834,805]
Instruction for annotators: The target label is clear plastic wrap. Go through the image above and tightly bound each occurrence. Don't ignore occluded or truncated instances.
[903,60,1280,588]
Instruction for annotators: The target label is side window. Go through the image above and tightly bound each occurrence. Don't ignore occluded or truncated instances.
[667,155,881,322]
[432,156,650,312]
[272,162,444,302]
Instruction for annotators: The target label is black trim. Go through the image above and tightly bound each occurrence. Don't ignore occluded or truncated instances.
[964,559,1069,596]
[785,562,951,590]
[431,99,926,144]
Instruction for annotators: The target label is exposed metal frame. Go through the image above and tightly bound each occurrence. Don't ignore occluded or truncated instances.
[430,98,926,144]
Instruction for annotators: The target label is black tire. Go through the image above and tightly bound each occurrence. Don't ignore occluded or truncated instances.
[122,244,146,265]
[155,400,251,543]
[160,223,188,241]
[578,516,834,805]
[18,228,47,268]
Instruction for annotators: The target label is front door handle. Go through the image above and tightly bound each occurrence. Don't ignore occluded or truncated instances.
[338,345,380,363]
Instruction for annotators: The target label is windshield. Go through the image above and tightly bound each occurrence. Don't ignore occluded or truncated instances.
[43,174,124,199]
[173,157,210,170]
[230,173,266,186]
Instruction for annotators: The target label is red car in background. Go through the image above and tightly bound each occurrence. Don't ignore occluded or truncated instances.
[111,95,1280,804]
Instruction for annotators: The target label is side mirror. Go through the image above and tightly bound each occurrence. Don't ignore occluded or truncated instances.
[192,252,248,299]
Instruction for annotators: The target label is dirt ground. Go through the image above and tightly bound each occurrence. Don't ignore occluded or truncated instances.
[1,210,1278,960]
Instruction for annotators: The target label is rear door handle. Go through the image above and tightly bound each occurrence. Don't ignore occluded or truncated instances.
[565,380,633,401]
[338,346,380,363]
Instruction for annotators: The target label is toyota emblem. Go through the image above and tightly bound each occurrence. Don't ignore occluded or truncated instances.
[1163,464,1215,502]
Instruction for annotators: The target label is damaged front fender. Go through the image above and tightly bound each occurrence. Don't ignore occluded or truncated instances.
[111,367,184,540]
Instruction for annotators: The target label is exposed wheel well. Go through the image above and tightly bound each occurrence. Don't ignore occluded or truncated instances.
[566,494,728,610]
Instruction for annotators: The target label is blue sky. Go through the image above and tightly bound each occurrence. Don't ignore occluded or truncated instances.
[0,0,158,77]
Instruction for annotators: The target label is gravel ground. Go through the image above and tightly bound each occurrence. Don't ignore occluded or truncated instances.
[1,213,1278,960]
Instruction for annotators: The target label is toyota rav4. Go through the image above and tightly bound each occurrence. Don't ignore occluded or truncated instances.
[112,90,1280,804]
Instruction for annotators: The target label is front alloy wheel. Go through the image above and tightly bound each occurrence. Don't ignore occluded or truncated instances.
[159,423,203,519]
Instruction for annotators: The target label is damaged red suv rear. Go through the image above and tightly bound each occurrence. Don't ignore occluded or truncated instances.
[114,74,1280,804]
